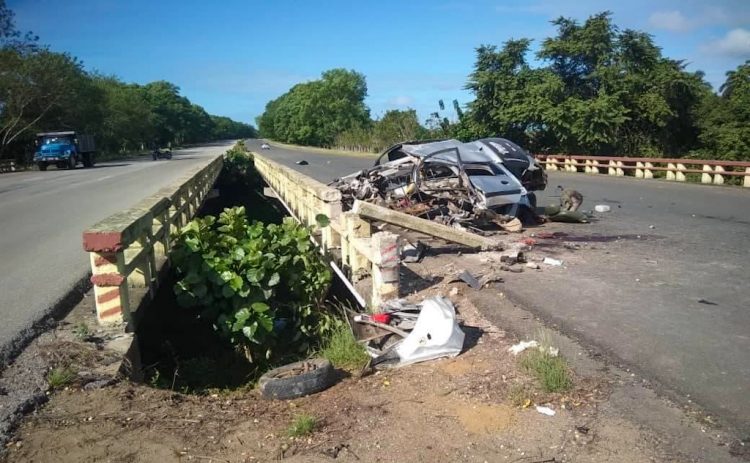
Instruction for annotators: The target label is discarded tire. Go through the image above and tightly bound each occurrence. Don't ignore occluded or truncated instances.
[258,358,335,400]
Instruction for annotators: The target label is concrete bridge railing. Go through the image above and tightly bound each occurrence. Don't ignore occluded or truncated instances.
[537,155,750,187]
[82,155,223,326]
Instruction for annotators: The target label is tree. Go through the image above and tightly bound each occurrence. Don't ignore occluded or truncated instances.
[374,109,423,147]
[695,61,750,160]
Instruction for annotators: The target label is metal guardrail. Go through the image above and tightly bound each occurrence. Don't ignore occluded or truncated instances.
[0,159,17,173]
[82,155,223,326]
[536,155,750,187]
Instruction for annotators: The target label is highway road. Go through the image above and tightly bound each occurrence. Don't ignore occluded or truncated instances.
[245,139,750,433]
[0,142,231,365]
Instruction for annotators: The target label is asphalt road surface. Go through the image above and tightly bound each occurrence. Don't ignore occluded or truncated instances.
[0,142,231,364]
[246,139,750,433]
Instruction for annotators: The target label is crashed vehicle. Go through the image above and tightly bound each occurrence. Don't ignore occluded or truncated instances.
[330,139,535,230]
[470,138,547,200]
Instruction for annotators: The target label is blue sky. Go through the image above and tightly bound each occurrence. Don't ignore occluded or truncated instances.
[8,0,750,126]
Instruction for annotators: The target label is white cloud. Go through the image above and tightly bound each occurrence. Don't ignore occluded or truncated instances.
[703,28,750,57]
[388,95,414,107]
[648,10,692,32]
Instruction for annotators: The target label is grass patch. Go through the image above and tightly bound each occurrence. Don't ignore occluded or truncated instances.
[265,140,378,158]
[508,383,534,407]
[520,349,572,393]
[286,413,316,437]
[320,324,369,372]
[47,367,76,389]
[72,322,90,341]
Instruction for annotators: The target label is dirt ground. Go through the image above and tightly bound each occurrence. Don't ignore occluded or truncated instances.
[4,282,686,463]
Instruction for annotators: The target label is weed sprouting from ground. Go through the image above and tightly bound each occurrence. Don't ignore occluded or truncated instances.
[286,413,316,437]
[72,322,90,341]
[47,367,76,389]
[320,323,369,372]
[508,383,534,407]
[520,349,572,393]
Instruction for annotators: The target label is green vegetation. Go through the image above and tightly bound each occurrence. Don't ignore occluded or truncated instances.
[0,2,255,162]
[72,322,90,341]
[520,349,572,393]
[171,206,334,365]
[257,12,749,160]
[286,413,316,437]
[320,323,369,372]
[46,367,76,389]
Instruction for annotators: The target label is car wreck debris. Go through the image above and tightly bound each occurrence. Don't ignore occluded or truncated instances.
[350,297,465,368]
[331,139,546,237]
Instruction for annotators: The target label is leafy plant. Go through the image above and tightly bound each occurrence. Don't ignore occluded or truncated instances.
[172,206,333,364]
[222,142,260,188]
[286,413,316,437]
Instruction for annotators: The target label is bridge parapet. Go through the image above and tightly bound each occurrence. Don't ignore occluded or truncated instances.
[82,155,223,326]
[537,155,750,187]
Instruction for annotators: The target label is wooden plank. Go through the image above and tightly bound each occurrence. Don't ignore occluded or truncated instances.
[352,200,502,251]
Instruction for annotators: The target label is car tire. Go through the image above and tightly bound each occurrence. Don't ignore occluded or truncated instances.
[527,192,537,209]
[83,153,94,168]
[68,155,76,170]
[258,358,335,400]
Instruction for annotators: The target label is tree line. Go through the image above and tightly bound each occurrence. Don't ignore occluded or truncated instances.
[0,1,256,162]
[258,12,749,161]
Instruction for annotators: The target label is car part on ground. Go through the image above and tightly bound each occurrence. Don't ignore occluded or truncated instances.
[258,358,336,400]
[330,139,538,233]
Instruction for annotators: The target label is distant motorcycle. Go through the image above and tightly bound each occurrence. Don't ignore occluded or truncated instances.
[152,148,172,160]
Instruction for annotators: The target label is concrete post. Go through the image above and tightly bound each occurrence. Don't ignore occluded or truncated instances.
[644,162,654,179]
[616,161,625,176]
[745,168,750,188]
[371,231,400,310]
[88,248,130,326]
[608,160,617,176]
[676,163,686,182]
[667,163,676,181]
[591,160,600,174]
[702,165,713,184]
[713,165,725,185]
[344,212,371,274]
[636,161,644,178]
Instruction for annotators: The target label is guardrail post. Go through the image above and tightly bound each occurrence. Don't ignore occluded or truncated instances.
[608,160,617,176]
[590,159,600,174]
[666,162,676,181]
[547,157,558,171]
[83,233,130,326]
[644,162,654,179]
[344,212,371,274]
[616,161,625,176]
[371,231,400,310]
[569,158,579,172]
[635,161,644,178]
[713,165,725,185]
[745,168,750,188]
[701,165,713,184]
[676,163,686,182]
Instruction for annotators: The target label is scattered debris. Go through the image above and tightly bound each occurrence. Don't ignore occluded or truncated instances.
[698,299,718,306]
[509,340,539,356]
[594,205,610,212]
[575,425,590,435]
[526,262,540,270]
[543,257,563,267]
[296,160,309,165]
[401,241,427,263]
[536,405,556,416]
[649,224,656,229]
[457,270,481,290]
[360,297,465,368]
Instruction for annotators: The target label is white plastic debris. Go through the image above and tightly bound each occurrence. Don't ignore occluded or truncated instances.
[389,297,465,366]
[536,406,556,416]
[526,262,540,269]
[543,257,563,267]
[594,205,610,212]
[509,340,539,356]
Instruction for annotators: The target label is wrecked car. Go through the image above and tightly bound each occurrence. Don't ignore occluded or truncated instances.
[470,138,547,202]
[330,139,534,230]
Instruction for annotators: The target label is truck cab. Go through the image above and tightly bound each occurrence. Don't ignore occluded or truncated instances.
[34,131,96,171]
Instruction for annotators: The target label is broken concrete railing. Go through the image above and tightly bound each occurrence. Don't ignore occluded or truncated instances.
[251,152,401,307]
[538,155,750,187]
[251,151,503,309]
[82,155,223,326]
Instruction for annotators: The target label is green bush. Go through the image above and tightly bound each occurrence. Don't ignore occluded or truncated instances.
[172,207,333,364]
[222,141,260,188]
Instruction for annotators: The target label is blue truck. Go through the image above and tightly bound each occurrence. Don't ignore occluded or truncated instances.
[34,131,96,171]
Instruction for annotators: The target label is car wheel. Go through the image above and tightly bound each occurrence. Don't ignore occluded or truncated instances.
[68,155,76,169]
[527,192,537,209]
